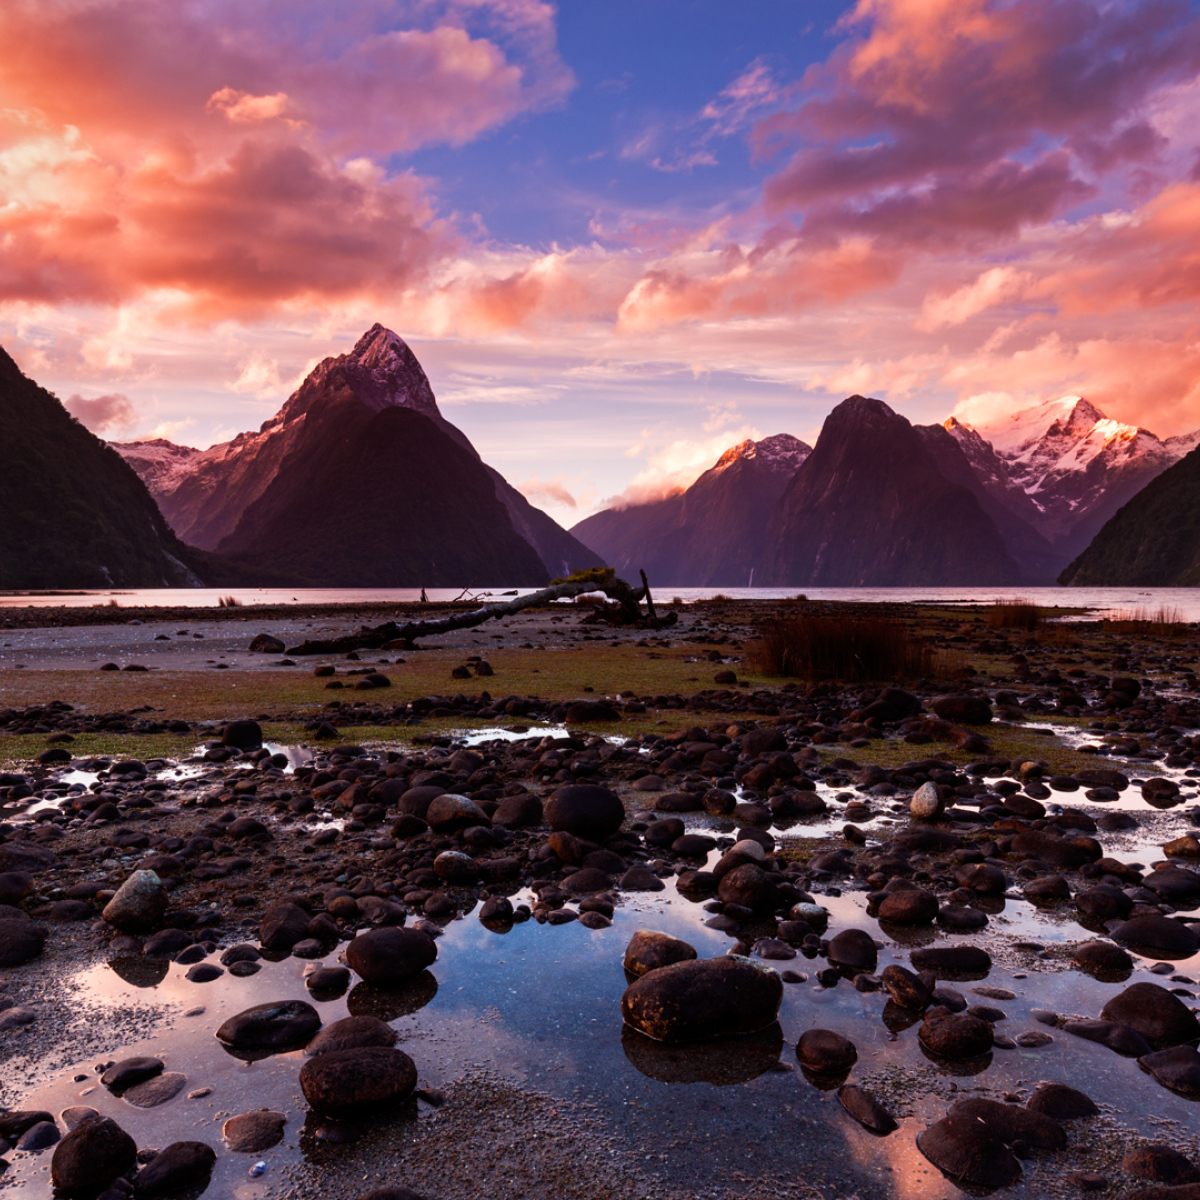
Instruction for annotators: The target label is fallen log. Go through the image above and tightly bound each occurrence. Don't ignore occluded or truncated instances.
[284,569,673,656]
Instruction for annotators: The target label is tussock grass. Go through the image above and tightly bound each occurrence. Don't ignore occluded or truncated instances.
[1101,605,1186,636]
[986,599,1043,630]
[748,615,933,683]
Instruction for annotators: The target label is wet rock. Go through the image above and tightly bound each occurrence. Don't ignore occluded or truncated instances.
[216,1000,321,1053]
[356,1189,428,1200]
[1122,1144,1200,1185]
[917,1113,1020,1188]
[796,1029,857,1075]
[0,919,45,967]
[51,1115,137,1197]
[60,1108,98,1132]
[717,863,778,912]
[144,930,191,958]
[102,1058,163,1093]
[545,785,625,841]
[1140,1045,1200,1096]
[938,905,988,931]
[0,872,33,906]
[249,634,286,653]
[1100,982,1200,1049]
[881,964,933,1011]
[1145,865,1200,907]
[305,966,351,998]
[426,794,488,832]
[222,1111,286,1153]
[1113,915,1200,957]
[1024,875,1071,902]
[258,900,312,952]
[0,1111,54,1140]
[306,1015,398,1056]
[17,1121,60,1151]
[929,695,992,725]
[298,1046,418,1117]
[837,1084,897,1135]
[1010,830,1098,868]
[909,782,944,820]
[1062,1018,1152,1057]
[124,1073,187,1108]
[491,792,542,827]
[396,787,444,819]
[222,719,263,749]
[623,931,697,978]
[478,896,514,926]
[878,888,939,925]
[949,1098,1067,1151]
[919,1009,994,1059]
[910,946,991,978]
[102,871,167,934]
[433,851,479,886]
[1027,1082,1098,1120]
[621,955,783,1042]
[955,863,1008,896]
[562,867,613,895]
[1073,940,1133,977]
[619,867,665,892]
[345,927,437,986]
[1143,777,1182,809]
[185,963,223,983]
[1075,884,1133,921]
[132,1141,215,1197]
[826,928,877,972]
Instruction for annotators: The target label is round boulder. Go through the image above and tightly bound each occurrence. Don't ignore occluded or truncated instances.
[545,785,625,841]
[101,871,167,934]
[917,1113,1020,1189]
[51,1115,137,1197]
[132,1141,215,1198]
[223,1110,287,1153]
[298,1046,417,1117]
[621,956,783,1042]
[215,1000,321,1053]
[797,1029,858,1075]
[919,1009,993,1060]
[345,927,437,987]
[1101,982,1200,1049]
[623,930,698,978]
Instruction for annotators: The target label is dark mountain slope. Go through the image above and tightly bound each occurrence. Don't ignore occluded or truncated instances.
[571,435,810,586]
[216,404,549,587]
[764,396,1021,586]
[1059,445,1200,585]
[0,346,203,589]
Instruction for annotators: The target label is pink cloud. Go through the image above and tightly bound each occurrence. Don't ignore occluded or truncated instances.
[63,391,136,433]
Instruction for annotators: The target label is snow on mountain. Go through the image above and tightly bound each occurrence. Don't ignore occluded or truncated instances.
[711,433,811,475]
[110,438,204,497]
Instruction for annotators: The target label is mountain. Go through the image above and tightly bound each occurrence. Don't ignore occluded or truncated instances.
[1059,445,1200,585]
[0,345,204,589]
[115,325,597,584]
[764,396,1022,585]
[945,396,1197,560]
[571,434,811,586]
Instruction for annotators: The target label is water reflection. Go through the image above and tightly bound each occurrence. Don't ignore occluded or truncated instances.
[621,1022,784,1086]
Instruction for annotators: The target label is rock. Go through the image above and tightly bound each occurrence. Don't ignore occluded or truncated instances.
[222,719,263,749]
[621,956,782,1042]
[1010,830,1098,868]
[425,793,488,832]
[796,1029,857,1075]
[101,1057,163,1093]
[1062,1018,1152,1057]
[356,1190,428,1200]
[562,868,613,895]
[345,927,437,986]
[878,888,939,925]
[306,1015,398,1056]
[102,871,167,933]
[1113,915,1200,957]
[838,1084,897,1135]
[492,792,542,827]
[919,1009,993,1059]
[0,872,32,906]
[216,1000,321,1053]
[1024,875,1071,902]
[1145,865,1200,907]
[433,851,479,886]
[132,1141,216,1197]
[623,931,697,978]
[917,1113,1020,1188]
[717,863,778,912]
[1140,1045,1200,1096]
[223,1110,287,1152]
[1073,940,1133,976]
[259,901,311,952]
[1027,1083,1099,1120]
[1122,1144,1200,1185]
[910,946,991,978]
[826,928,877,972]
[0,918,46,967]
[619,867,665,892]
[1100,982,1200,1049]
[881,964,932,1011]
[298,1046,418,1117]
[124,1073,187,1108]
[51,1115,137,1197]
[396,786,444,818]
[306,966,351,997]
[248,634,286,654]
[909,782,944,820]
[17,1121,60,1150]
[1143,777,1183,809]
[545,785,625,840]
[929,695,992,725]
[949,1098,1067,1151]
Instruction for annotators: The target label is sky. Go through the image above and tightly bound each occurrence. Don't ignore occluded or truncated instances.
[4,0,1200,525]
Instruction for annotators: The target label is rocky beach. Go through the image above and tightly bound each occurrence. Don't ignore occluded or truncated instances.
[1,596,1200,1200]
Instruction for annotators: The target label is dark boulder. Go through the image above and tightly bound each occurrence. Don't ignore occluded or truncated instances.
[51,1115,138,1197]
[545,785,625,840]
[345,927,437,986]
[298,1046,418,1117]
[929,696,992,725]
[796,1029,857,1075]
[306,1015,398,1056]
[917,1113,1020,1188]
[623,930,697,978]
[215,1000,321,1053]
[259,901,311,952]
[910,946,991,978]
[837,1084,897,1135]
[1027,1082,1099,1120]
[826,928,877,972]
[222,1110,287,1152]
[1113,915,1200,958]
[222,719,263,749]
[1101,983,1200,1049]
[1140,1045,1200,1097]
[133,1141,216,1197]
[919,1009,993,1060]
[0,918,46,967]
[949,1097,1067,1151]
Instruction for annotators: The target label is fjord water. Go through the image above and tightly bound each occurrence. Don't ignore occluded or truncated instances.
[2,585,1199,618]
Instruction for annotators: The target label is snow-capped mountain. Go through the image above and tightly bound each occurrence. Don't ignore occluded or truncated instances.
[114,325,598,584]
[572,433,811,585]
[944,396,1200,559]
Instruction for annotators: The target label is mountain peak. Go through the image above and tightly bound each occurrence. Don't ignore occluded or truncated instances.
[273,323,439,429]
[712,433,811,475]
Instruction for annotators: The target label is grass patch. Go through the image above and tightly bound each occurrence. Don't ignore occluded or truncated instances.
[748,615,933,683]
[986,599,1043,630]
[1100,606,1187,637]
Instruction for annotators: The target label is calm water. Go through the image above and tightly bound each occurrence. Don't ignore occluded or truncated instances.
[0,584,1196,618]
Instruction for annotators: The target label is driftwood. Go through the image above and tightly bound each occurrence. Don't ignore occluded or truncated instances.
[284,571,674,656]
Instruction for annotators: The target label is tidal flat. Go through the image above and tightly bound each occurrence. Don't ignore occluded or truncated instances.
[1,597,1200,1200]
